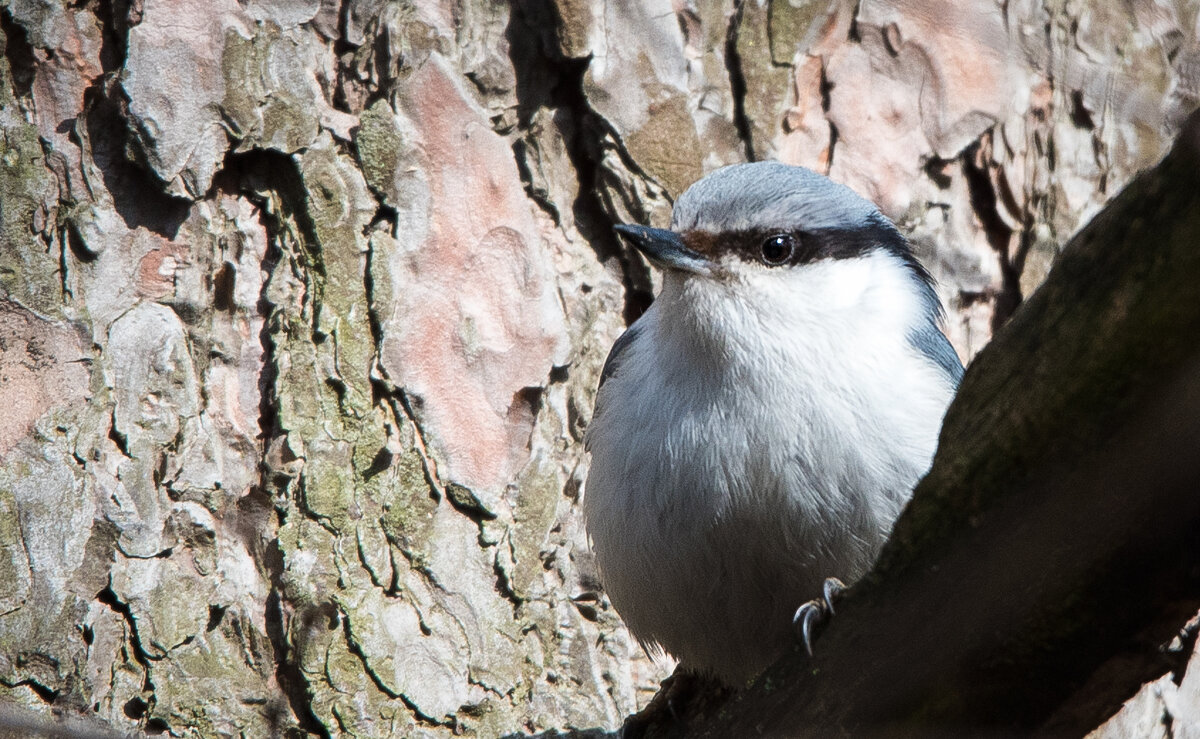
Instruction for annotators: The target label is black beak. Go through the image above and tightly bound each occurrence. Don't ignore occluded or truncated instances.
[613,224,712,275]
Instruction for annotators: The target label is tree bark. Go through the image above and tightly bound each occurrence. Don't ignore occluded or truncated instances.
[0,0,1197,737]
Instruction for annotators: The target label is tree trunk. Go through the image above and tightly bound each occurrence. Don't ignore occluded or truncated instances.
[0,0,1196,736]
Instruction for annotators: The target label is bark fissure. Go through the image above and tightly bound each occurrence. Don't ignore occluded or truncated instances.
[507,0,656,325]
[79,77,192,238]
[339,613,451,727]
[819,61,838,168]
[0,677,59,704]
[724,0,756,162]
[386,392,445,500]
[0,7,35,101]
[210,148,336,736]
[264,589,330,739]
[95,584,156,690]
[961,135,1022,330]
[359,208,447,512]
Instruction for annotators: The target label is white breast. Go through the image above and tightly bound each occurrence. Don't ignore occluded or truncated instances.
[583,253,957,682]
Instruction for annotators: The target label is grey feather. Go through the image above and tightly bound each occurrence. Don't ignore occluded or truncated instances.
[908,321,965,385]
[586,322,644,454]
[598,322,644,390]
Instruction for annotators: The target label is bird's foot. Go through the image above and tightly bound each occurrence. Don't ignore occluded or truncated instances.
[791,577,847,657]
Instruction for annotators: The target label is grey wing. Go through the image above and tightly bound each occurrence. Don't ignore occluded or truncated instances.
[908,321,964,386]
[598,322,643,390]
[586,324,642,452]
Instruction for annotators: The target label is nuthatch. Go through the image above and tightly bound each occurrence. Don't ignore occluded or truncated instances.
[584,162,962,684]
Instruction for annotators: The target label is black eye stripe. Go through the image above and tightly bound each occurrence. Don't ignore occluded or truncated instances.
[680,220,902,267]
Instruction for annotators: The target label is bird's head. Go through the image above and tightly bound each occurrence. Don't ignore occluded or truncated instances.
[614,162,942,345]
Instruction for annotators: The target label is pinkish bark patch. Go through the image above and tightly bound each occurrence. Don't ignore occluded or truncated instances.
[377,55,568,503]
[0,301,90,457]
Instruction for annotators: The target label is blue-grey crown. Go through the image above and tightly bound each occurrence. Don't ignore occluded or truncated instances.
[671,162,880,235]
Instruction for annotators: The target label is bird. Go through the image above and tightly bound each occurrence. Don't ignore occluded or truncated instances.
[582,161,963,686]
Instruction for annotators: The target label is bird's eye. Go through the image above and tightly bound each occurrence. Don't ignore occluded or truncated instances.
[760,234,796,265]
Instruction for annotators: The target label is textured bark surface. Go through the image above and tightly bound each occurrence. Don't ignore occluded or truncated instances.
[0,0,1196,737]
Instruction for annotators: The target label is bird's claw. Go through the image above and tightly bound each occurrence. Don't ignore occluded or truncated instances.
[822,576,846,615]
[792,577,847,657]
[792,600,823,657]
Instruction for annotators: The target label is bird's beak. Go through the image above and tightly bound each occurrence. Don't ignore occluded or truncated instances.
[613,224,712,276]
